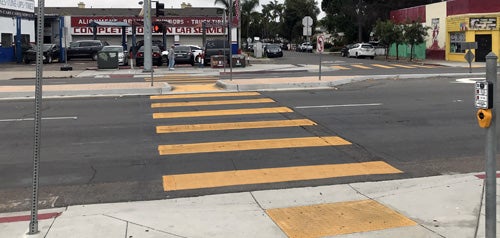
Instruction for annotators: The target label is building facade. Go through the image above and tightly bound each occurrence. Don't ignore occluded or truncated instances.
[391,0,500,62]
[0,0,35,63]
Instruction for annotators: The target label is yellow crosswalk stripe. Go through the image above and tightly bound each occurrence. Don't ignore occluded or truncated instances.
[151,98,274,108]
[158,136,351,155]
[162,161,402,191]
[150,92,260,100]
[389,64,416,69]
[351,64,372,69]
[331,65,350,70]
[371,64,395,69]
[153,107,293,119]
[156,119,317,133]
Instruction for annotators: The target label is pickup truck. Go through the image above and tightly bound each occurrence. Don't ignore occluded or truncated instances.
[298,42,313,52]
[203,39,230,66]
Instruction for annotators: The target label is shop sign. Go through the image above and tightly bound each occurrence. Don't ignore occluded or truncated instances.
[0,0,34,13]
[470,18,497,30]
[71,16,226,36]
[72,26,224,36]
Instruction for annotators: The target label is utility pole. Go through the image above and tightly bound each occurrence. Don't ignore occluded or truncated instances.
[143,0,153,72]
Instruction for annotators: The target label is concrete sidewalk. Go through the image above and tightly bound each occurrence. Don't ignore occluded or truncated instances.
[0,172,498,238]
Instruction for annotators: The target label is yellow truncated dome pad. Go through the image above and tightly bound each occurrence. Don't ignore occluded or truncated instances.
[266,199,417,238]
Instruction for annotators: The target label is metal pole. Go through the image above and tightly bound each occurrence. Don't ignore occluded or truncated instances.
[485,52,497,238]
[319,53,322,81]
[228,0,233,81]
[143,0,153,72]
[28,0,45,234]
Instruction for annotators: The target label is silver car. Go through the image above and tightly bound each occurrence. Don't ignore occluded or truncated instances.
[100,45,128,66]
[348,43,375,59]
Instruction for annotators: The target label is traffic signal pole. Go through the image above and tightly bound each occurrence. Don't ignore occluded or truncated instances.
[143,0,152,73]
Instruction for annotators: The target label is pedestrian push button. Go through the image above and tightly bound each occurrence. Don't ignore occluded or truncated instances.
[477,109,493,128]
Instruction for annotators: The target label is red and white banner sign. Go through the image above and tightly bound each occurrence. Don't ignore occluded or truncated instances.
[71,16,226,36]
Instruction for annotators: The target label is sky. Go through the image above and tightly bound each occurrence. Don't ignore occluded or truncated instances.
[40,0,325,18]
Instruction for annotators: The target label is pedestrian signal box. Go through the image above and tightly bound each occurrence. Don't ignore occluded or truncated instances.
[475,81,493,109]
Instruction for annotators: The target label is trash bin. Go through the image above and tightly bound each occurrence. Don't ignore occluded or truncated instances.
[210,55,227,68]
[231,54,246,67]
[97,51,119,69]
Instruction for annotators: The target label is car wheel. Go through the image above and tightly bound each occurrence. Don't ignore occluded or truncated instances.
[355,52,359,58]
[195,55,200,63]
[370,56,374,59]
[162,55,168,63]
[91,53,98,61]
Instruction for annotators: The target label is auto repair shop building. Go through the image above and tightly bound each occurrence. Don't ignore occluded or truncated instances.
[42,3,227,50]
[0,0,35,63]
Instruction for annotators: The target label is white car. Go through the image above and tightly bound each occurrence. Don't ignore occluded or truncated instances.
[100,45,128,66]
[185,45,203,63]
[348,43,375,59]
[161,45,203,63]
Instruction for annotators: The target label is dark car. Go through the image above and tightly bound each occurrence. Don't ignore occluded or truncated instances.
[67,40,108,61]
[135,45,163,66]
[173,45,195,66]
[23,43,60,64]
[204,39,230,66]
[264,44,283,58]
[340,44,354,57]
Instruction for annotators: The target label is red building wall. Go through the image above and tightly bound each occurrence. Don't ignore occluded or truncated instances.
[447,0,500,16]
[390,6,426,24]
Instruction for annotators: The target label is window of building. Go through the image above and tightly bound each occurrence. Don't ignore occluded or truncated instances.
[450,32,465,53]
[1,33,13,47]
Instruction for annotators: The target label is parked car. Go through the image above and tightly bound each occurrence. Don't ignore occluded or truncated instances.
[67,40,108,61]
[99,45,128,66]
[298,42,313,52]
[173,45,195,66]
[264,44,283,58]
[186,45,203,63]
[135,45,163,66]
[348,43,375,59]
[203,39,230,66]
[23,43,60,64]
[340,44,354,57]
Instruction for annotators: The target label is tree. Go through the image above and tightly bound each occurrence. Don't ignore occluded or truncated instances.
[403,20,429,61]
[240,0,260,40]
[321,0,438,44]
[261,0,285,40]
[283,0,320,43]
[373,19,403,60]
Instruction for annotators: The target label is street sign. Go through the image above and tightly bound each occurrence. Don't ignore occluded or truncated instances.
[475,81,493,109]
[302,16,313,27]
[303,26,312,36]
[465,50,475,63]
[317,35,325,53]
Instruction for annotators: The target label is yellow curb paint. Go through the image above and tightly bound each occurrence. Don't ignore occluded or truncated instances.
[162,161,402,191]
[151,98,274,108]
[153,107,293,119]
[390,64,416,69]
[150,92,260,100]
[414,65,439,69]
[266,199,416,238]
[371,64,395,69]
[156,119,317,133]
[331,65,350,70]
[158,136,351,155]
[351,64,372,69]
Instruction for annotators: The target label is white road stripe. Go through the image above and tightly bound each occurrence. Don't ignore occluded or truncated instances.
[0,116,78,122]
[295,103,382,109]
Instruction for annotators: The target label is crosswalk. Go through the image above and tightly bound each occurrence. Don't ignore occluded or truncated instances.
[331,63,443,70]
[150,92,403,192]
[144,74,219,84]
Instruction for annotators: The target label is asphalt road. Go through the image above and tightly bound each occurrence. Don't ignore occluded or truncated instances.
[1,75,497,213]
